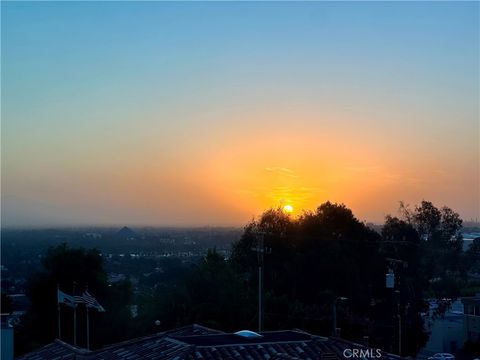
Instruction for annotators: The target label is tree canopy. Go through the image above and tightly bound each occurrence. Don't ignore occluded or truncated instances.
[15,200,475,358]
[15,244,133,355]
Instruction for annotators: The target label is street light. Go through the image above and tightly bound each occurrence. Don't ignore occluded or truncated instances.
[332,297,348,336]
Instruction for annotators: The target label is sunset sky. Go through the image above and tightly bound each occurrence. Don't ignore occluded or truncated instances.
[2,2,479,227]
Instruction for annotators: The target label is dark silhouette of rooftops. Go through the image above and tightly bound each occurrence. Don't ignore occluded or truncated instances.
[17,324,403,360]
[172,330,311,347]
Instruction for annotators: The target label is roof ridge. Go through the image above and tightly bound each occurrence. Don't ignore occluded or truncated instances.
[91,324,221,353]
[192,323,224,333]
[52,339,91,354]
[190,339,316,349]
[165,323,224,334]
[261,329,312,336]
[171,329,310,337]
[92,332,167,351]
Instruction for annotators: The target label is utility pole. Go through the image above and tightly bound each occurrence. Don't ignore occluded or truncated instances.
[332,297,348,336]
[386,258,407,357]
[251,230,271,332]
[332,301,336,336]
[398,310,401,356]
[85,285,90,351]
[86,307,90,350]
[57,284,61,340]
[258,234,264,333]
[73,282,77,346]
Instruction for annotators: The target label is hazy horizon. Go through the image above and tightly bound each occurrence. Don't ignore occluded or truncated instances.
[2,2,479,227]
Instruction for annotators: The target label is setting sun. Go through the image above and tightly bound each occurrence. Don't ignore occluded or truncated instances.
[283,204,294,214]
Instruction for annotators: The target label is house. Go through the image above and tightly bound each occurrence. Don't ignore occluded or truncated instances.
[1,315,14,360]
[462,294,480,342]
[418,299,464,357]
[16,324,402,359]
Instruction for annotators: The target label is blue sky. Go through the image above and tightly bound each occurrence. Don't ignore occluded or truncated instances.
[2,1,479,226]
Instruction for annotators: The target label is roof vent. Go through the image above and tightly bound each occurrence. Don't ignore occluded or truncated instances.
[234,330,263,338]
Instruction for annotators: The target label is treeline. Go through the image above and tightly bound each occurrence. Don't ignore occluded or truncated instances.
[10,201,480,357]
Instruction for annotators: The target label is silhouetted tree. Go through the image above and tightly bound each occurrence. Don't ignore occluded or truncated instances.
[15,244,133,355]
[230,203,392,348]
[187,249,249,330]
[467,238,480,273]
[136,249,250,333]
[380,215,428,355]
[398,201,466,296]
[1,293,12,313]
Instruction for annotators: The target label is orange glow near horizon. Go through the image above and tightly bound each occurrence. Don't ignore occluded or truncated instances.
[185,122,479,224]
[197,130,380,219]
[5,120,475,226]
[283,204,294,214]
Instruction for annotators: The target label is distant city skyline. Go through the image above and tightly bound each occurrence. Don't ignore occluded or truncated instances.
[2,1,479,227]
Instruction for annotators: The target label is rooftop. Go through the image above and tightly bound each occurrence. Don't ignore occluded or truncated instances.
[173,330,312,346]
[462,293,480,305]
[17,324,403,360]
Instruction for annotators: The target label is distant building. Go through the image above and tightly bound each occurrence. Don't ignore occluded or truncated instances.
[6,294,31,325]
[16,324,402,359]
[1,315,14,360]
[462,232,480,251]
[107,273,126,284]
[117,227,136,240]
[419,299,464,356]
[84,233,102,240]
[462,294,480,342]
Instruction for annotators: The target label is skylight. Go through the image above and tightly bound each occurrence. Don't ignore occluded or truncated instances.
[234,330,263,338]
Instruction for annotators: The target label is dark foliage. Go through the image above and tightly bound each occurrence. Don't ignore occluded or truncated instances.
[14,244,133,355]
[13,201,471,358]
